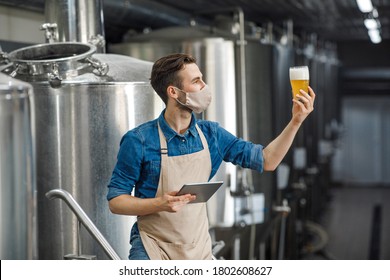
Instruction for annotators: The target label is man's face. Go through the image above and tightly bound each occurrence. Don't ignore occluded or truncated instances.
[178,63,206,92]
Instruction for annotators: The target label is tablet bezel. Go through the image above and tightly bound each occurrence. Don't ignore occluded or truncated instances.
[175,181,224,203]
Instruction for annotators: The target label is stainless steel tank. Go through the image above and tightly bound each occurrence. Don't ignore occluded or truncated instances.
[1,42,164,259]
[0,73,37,259]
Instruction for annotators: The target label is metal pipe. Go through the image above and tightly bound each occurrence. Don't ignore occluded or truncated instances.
[273,199,291,260]
[44,0,106,52]
[234,7,256,260]
[236,7,248,141]
[46,189,121,260]
[286,19,294,47]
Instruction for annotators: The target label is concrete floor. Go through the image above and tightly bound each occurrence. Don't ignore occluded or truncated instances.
[317,185,390,260]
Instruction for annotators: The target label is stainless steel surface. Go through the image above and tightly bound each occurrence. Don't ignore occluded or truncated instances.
[46,189,121,260]
[44,0,105,51]
[2,42,164,259]
[0,73,37,259]
[6,42,97,80]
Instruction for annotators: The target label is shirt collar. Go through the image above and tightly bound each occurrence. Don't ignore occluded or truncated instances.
[158,109,198,143]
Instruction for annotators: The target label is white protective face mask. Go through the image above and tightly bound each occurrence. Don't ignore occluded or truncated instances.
[174,84,212,114]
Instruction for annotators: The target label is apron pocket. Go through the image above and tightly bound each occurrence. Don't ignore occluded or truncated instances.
[156,240,197,260]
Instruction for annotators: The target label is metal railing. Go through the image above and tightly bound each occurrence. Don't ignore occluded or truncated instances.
[46,189,121,260]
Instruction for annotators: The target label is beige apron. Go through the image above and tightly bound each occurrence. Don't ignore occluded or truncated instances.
[137,123,212,260]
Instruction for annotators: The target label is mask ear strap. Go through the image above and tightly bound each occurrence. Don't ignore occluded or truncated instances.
[172,86,185,94]
[175,96,187,107]
[170,87,182,99]
[172,87,188,107]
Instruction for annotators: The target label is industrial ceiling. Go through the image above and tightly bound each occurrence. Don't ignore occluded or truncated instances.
[149,0,390,42]
[0,0,389,44]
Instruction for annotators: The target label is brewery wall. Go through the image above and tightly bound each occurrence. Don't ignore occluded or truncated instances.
[0,6,43,45]
[1,0,390,261]
[332,40,390,185]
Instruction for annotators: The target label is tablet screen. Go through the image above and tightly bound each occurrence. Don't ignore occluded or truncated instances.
[176,181,224,203]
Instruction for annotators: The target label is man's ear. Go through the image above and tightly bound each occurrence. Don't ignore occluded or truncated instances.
[167,86,178,99]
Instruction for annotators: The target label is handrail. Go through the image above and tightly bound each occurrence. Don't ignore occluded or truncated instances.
[46,189,121,260]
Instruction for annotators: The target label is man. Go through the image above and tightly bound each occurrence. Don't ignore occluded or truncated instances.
[107,53,315,260]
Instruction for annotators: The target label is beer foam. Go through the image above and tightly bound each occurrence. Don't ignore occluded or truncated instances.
[289,66,309,80]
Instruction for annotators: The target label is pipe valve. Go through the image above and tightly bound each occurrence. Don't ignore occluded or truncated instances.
[40,23,58,43]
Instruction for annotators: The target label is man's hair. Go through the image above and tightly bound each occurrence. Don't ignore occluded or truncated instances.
[150,53,197,105]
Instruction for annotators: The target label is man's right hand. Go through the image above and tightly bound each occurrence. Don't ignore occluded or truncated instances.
[109,192,196,217]
[156,191,196,212]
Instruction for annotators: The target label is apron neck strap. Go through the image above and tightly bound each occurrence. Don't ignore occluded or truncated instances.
[157,121,208,156]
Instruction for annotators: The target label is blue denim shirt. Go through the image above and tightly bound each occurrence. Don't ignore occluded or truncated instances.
[107,110,264,200]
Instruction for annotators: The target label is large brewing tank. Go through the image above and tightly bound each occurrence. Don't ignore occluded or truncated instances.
[1,42,164,259]
[0,73,37,259]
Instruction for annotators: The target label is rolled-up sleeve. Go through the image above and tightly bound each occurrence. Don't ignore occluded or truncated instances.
[214,123,264,173]
[107,130,143,201]
[249,144,264,172]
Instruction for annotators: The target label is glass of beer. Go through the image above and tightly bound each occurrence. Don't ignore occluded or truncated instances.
[289,66,309,99]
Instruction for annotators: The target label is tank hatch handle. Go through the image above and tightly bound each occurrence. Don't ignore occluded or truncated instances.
[0,45,10,65]
[88,34,106,50]
[85,57,109,76]
[46,189,121,260]
[9,64,20,78]
[48,63,62,88]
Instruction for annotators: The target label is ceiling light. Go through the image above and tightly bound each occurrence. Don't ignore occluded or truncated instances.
[356,0,373,13]
[364,19,379,29]
[368,29,382,44]
[372,8,379,18]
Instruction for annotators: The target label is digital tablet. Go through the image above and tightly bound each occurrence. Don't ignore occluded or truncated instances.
[176,181,224,203]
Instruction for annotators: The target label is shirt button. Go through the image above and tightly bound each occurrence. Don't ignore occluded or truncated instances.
[181,139,186,142]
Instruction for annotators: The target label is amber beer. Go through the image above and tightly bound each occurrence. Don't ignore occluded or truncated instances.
[289,66,309,99]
